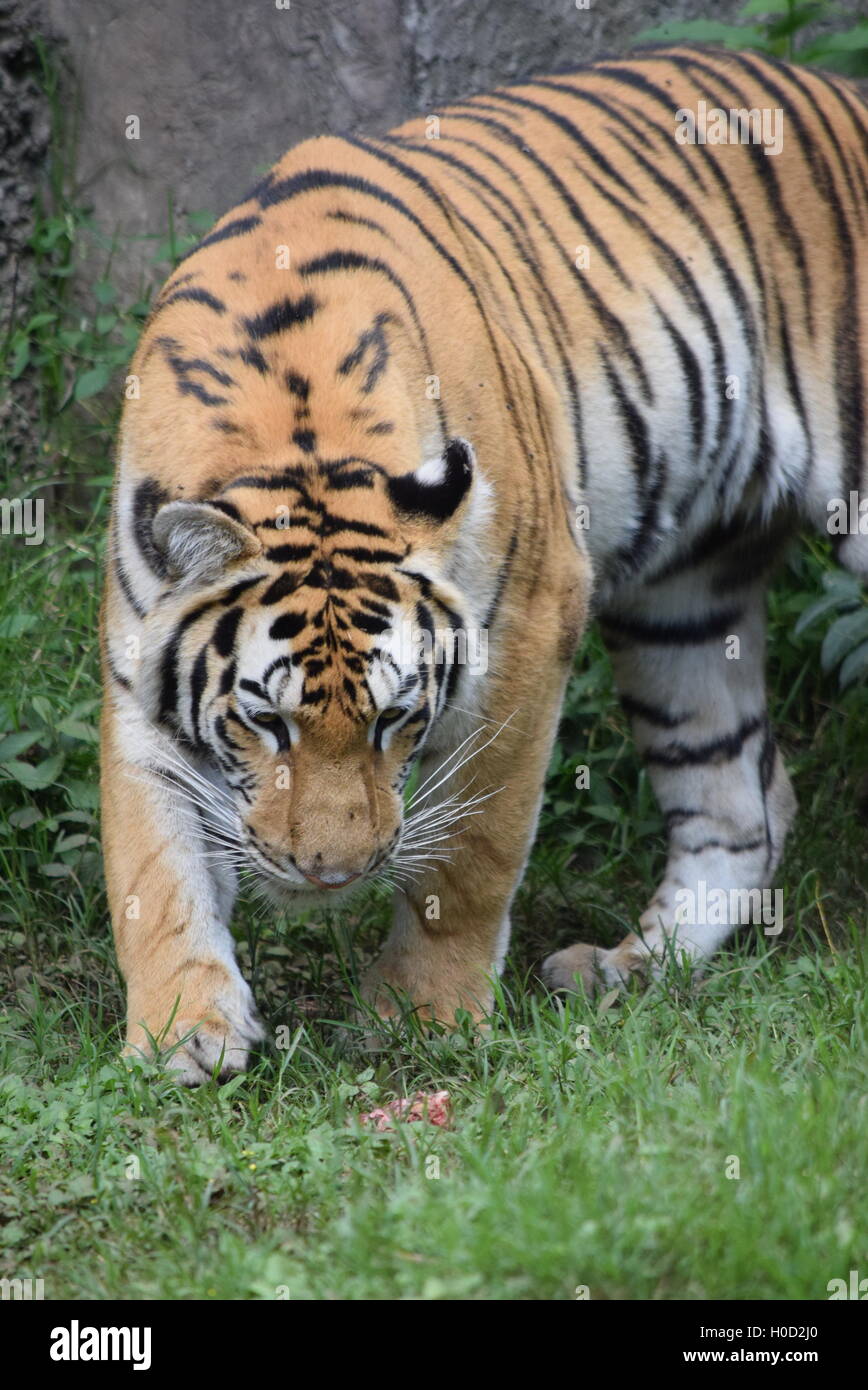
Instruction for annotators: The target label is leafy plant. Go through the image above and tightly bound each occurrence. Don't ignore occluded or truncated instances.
[794,568,868,688]
[638,1,868,75]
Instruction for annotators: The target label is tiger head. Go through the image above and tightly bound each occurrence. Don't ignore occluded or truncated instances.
[127,290,493,900]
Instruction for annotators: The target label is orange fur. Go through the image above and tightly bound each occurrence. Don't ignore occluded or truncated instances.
[102,48,868,1074]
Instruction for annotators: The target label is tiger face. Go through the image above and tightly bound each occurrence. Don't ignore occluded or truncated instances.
[138,438,482,899]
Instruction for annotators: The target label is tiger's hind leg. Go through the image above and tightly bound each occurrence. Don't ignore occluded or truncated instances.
[543,533,796,994]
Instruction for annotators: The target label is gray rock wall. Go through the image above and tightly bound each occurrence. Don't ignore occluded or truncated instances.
[42,0,749,293]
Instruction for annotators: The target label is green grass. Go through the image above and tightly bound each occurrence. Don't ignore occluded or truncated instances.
[1,466,866,1299]
[0,943,864,1300]
[2,86,868,1300]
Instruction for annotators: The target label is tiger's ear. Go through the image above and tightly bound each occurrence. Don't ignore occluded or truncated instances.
[152,500,262,586]
[387,438,474,524]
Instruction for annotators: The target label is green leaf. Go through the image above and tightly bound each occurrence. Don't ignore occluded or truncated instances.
[0,613,38,640]
[821,608,868,672]
[73,364,112,401]
[809,47,868,76]
[802,23,868,72]
[808,21,868,51]
[30,696,55,725]
[765,3,826,41]
[9,337,30,379]
[68,698,101,718]
[93,279,117,305]
[186,209,217,233]
[65,779,100,811]
[839,639,868,689]
[8,806,43,829]
[794,591,859,637]
[55,832,91,853]
[57,717,98,744]
[636,20,770,49]
[2,752,65,790]
[587,804,623,824]
[55,809,95,826]
[0,730,42,761]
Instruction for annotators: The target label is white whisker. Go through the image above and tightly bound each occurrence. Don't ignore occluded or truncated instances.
[409,712,516,808]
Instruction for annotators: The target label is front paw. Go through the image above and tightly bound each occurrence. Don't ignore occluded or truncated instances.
[124,973,264,1084]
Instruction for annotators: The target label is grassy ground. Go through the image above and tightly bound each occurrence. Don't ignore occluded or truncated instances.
[2,121,868,1302]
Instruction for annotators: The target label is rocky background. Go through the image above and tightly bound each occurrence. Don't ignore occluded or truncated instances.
[33,0,751,292]
[10,0,868,304]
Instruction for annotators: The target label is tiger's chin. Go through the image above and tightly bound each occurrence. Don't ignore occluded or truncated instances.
[252,868,372,910]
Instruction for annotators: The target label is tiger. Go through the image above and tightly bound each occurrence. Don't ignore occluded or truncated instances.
[102,44,868,1082]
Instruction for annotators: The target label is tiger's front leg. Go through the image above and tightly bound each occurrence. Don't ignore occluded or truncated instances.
[362,611,579,1027]
[101,696,263,1083]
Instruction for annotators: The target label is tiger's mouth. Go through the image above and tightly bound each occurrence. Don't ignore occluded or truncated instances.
[241,834,394,903]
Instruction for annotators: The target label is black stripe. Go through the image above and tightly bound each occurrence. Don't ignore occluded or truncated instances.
[645,713,764,768]
[599,346,652,485]
[239,346,269,375]
[241,295,319,340]
[674,54,813,331]
[105,650,132,692]
[189,642,210,745]
[177,378,228,408]
[219,659,237,695]
[323,515,390,539]
[213,606,244,658]
[490,88,646,203]
[538,74,768,318]
[195,214,262,251]
[620,694,692,729]
[331,545,404,563]
[773,282,813,482]
[270,611,307,642]
[682,837,766,855]
[263,655,294,686]
[325,209,397,241]
[602,606,743,646]
[449,101,634,295]
[206,498,243,522]
[291,429,316,453]
[159,287,226,314]
[654,301,705,458]
[338,313,392,393]
[332,138,532,431]
[297,248,443,429]
[159,347,235,388]
[385,133,583,454]
[113,549,147,619]
[585,170,731,466]
[444,106,651,403]
[261,573,299,605]
[131,478,169,578]
[158,598,220,725]
[285,372,310,400]
[264,543,314,564]
[354,611,390,636]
